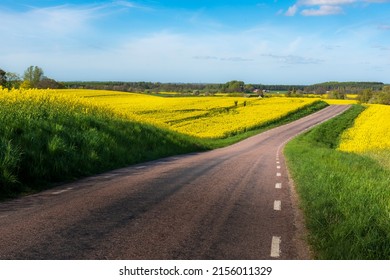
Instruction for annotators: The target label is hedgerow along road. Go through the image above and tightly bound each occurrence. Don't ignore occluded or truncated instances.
[0,105,349,259]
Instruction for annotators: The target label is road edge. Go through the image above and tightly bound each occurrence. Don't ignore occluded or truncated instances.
[284,158,314,259]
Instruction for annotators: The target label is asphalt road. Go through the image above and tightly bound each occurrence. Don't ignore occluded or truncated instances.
[0,105,349,260]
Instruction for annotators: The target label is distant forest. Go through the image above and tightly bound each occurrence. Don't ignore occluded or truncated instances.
[1,66,389,104]
[1,66,386,94]
[63,80,386,95]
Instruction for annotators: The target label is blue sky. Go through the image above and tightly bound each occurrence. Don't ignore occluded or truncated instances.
[1,0,390,84]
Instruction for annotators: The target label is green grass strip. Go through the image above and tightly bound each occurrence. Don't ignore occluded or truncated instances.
[285,105,390,259]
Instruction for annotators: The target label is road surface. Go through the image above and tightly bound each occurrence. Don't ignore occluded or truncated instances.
[0,105,349,260]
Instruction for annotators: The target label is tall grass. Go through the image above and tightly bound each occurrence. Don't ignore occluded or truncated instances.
[285,105,390,259]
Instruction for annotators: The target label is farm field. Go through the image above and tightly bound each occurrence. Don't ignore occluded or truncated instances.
[338,104,390,169]
[0,87,326,198]
[0,87,203,197]
[323,98,358,105]
[56,89,322,138]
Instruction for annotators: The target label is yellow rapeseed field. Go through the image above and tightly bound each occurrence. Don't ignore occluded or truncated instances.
[338,104,390,169]
[0,87,107,116]
[57,89,319,138]
[0,86,77,109]
[1,88,320,139]
[323,99,358,105]
[338,104,390,152]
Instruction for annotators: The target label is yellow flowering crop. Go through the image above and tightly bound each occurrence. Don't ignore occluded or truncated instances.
[1,88,320,139]
[56,89,319,138]
[338,104,390,153]
[324,99,358,105]
[1,87,80,105]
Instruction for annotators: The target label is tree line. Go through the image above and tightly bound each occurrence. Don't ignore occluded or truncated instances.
[2,66,384,94]
[357,86,390,105]
[0,66,64,89]
[63,80,307,94]
[304,81,384,94]
[1,66,389,104]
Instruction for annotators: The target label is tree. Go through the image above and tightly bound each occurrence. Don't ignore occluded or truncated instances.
[0,68,6,87]
[377,91,390,105]
[244,84,254,93]
[37,77,64,89]
[328,90,345,100]
[223,80,245,93]
[23,66,44,88]
[358,89,373,103]
[371,87,390,105]
[5,72,22,89]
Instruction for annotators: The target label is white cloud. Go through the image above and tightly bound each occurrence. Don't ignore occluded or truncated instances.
[298,0,390,4]
[193,56,219,60]
[298,0,355,4]
[262,54,323,64]
[0,5,102,41]
[31,6,100,34]
[301,5,344,15]
[0,2,145,39]
[285,4,298,16]
[364,0,390,2]
[286,0,390,16]
[372,45,390,50]
[378,24,390,30]
[1,2,389,84]
[114,1,137,8]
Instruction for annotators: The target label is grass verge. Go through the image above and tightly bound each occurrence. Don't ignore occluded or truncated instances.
[285,105,390,259]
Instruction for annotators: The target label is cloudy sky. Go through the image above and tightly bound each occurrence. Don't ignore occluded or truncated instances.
[1,0,390,84]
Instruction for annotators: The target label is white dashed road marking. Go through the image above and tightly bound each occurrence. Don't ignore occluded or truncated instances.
[276,173,281,177]
[274,200,281,211]
[275,183,282,189]
[270,236,281,258]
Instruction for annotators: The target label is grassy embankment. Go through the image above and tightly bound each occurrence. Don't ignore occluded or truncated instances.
[0,91,206,199]
[285,105,390,259]
[0,88,327,199]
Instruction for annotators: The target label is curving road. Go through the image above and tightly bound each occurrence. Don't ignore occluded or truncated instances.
[0,105,349,260]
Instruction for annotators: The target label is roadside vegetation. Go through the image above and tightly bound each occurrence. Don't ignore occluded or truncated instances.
[285,105,390,259]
